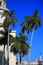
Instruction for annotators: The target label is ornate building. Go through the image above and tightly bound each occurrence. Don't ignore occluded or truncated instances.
[23,54,43,65]
[0,0,16,65]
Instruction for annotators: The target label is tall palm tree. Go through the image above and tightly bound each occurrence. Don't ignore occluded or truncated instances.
[0,30,7,65]
[21,9,41,33]
[10,32,30,65]
[0,30,14,65]
[21,9,42,65]
[2,10,18,65]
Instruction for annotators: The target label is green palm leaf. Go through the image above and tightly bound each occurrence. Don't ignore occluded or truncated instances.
[21,9,42,33]
[10,32,30,56]
[2,10,18,31]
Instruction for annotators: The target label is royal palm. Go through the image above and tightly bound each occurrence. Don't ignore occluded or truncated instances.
[2,10,17,65]
[10,32,30,65]
[21,9,42,65]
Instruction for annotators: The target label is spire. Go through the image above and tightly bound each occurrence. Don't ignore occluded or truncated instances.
[39,53,42,61]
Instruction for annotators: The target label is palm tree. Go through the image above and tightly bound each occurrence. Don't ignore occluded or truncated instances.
[2,10,17,31]
[0,30,14,65]
[2,10,18,65]
[10,32,30,65]
[0,31,7,65]
[21,9,41,33]
[21,9,42,65]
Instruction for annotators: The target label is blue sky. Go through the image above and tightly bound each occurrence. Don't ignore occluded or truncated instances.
[6,0,43,61]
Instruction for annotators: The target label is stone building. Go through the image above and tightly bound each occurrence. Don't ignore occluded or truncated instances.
[0,0,16,65]
[23,54,43,65]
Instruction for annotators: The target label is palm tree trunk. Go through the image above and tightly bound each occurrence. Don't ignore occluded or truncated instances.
[2,45,4,65]
[4,45,5,65]
[21,53,24,65]
[20,53,21,64]
[18,53,20,65]
[19,53,23,65]
[28,27,34,65]
[2,45,5,65]
[7,28,9,65]
[4,44,9,65]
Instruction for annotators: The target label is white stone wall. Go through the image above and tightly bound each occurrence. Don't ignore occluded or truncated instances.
[23,60,38,65]
[9,52,16,65]
[0,45,4,51]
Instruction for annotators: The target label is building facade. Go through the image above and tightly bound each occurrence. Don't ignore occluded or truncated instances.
[23,54,43,65]
[0,0,16,65]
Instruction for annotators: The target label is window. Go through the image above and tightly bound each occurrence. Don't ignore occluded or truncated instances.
[0,2,1,6]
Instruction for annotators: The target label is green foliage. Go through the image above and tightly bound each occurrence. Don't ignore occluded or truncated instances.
[9,37,15,45]
[0,31,8,45]
[0,10,18,45]
[10,32,30,56]
[2,10,18,31]
[21,9,42,33]
[0,31,13,45]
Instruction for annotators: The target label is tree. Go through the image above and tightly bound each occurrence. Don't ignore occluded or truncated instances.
[0,30,14,65]
[2,10,18,65]
[21,9,41,33]
[2,10,17,31]
[10,32,30,65]
[21,9,42,65]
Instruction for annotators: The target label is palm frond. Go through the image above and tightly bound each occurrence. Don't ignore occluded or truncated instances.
[9,10,16,16]
[11,17,18,26]
[10,33,29,56]
[33,9,39,17]
[21,9,42,33]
